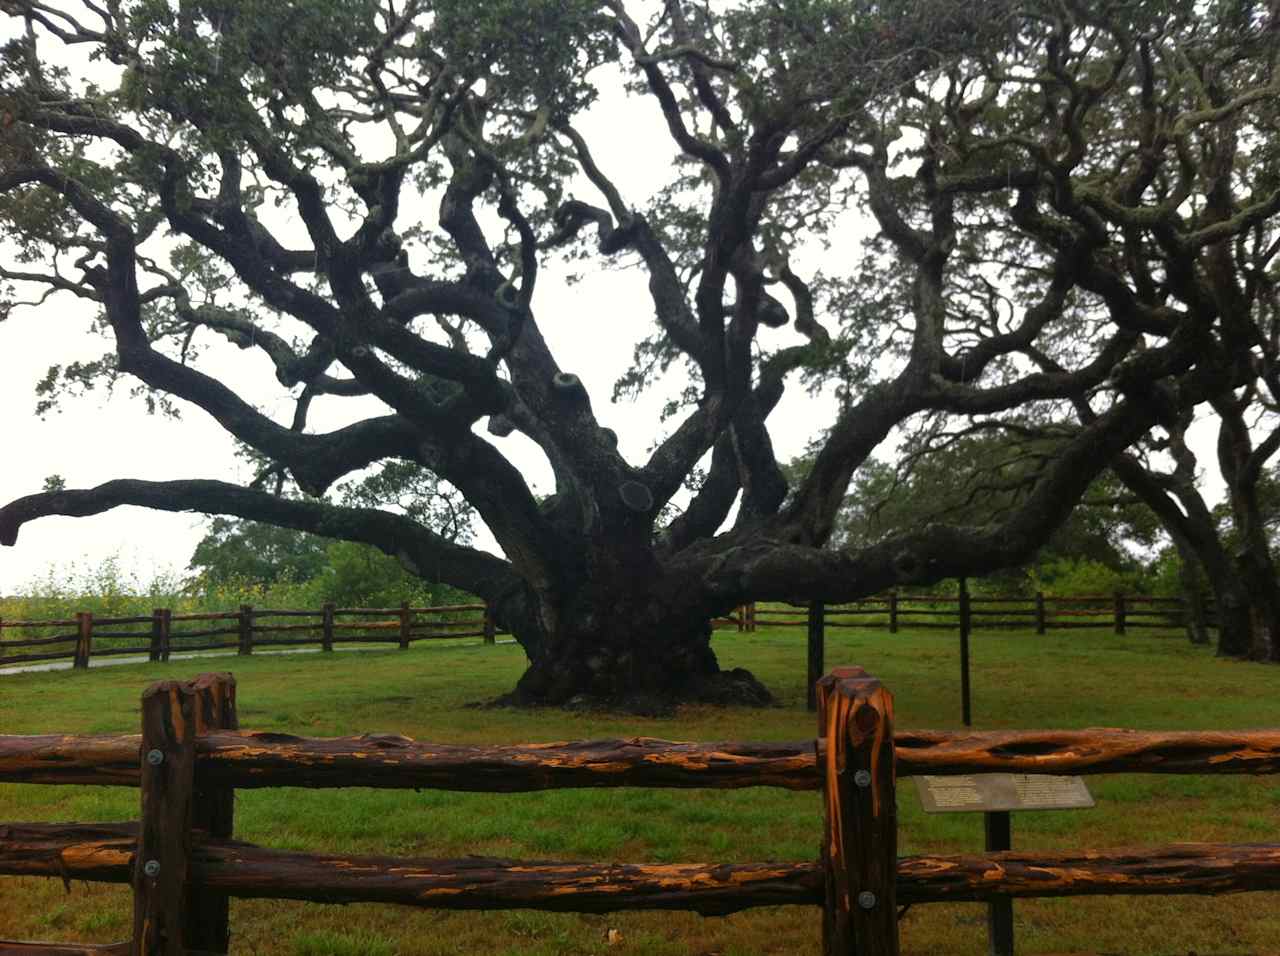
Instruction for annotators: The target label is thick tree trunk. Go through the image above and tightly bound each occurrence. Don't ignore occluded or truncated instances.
[481,521,777,712]
[492,558,771,713]
[1211,402,1280,661]
[1212,577,1255,659]
[506,600,770,712]
[1235,551,1280,662]
[1171,540,1211,645]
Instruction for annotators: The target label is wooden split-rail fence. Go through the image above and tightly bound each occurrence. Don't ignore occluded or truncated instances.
[0,602,503,671]
[1,591,1196,674]
[1,669,1277,954]
[729,590,1208,636]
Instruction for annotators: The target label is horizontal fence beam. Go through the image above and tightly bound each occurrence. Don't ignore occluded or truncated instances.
[893,728,1280,776]
[6,727,1280,791]
[0,822,819,916]
[0,942,131,954]
[4,824,1279,911]
[896,842,1280,901]
[0,734,819,790]
[194,734,821,791]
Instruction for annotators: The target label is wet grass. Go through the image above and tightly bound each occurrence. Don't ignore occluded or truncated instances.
[1,625,1278,954]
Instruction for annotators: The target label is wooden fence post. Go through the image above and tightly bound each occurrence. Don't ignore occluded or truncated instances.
[237,605,253,656]
[74,612,93,670]
[149,610,165,663]
[888,592,898,634]
[133,680,197,955]
[187,674,237,954]
[399,601,411,650]
[1035,591,1046,635]
[817,667,898,956]
[959,578,972,728]
[483,603,496,645]
[737,605,745,632]
[322,603,335,653]
[807,601,825,713]
[748,602,757,632]
[160,609,172,662]
[1114,592,1126,636]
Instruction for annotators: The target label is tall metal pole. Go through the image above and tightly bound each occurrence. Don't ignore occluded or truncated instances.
[959,578,972,728]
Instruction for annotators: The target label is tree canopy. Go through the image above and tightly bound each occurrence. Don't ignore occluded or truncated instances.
[2,0,1278,705]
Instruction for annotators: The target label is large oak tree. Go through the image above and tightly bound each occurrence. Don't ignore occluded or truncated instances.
[2,0,1277,707]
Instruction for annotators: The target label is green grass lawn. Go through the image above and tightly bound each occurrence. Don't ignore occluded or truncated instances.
[1,626,1278,954]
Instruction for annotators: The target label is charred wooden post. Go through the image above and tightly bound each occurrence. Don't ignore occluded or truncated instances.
[1114,592,1126,636]
[133,680,198,955]
[817,667,899,956]
[807,601,825,713]
[237,605,253,656]
[187,674,238,954]
[888,592,898,634]
[483,603,496,645]
[1034,592,1046,635]
[321,603,335,653]
[959,579,972,728]
[399,601,411,650]
[73,612,93,670]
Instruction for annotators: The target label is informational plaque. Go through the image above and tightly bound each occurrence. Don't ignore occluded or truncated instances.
[914,773,1094,813]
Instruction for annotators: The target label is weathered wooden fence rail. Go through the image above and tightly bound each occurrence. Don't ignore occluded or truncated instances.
[743,590,1207,635]
[0,602,507,670]
[2,670,1277,954]
[1,593,1193,673]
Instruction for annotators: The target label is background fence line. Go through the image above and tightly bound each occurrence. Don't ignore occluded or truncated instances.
[1,669,1276,954]
[737,589,1210,635]
[1,590,1207,673]
[0,601,506,670]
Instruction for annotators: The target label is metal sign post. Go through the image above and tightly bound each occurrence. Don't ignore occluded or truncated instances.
[915,774,1096,956]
